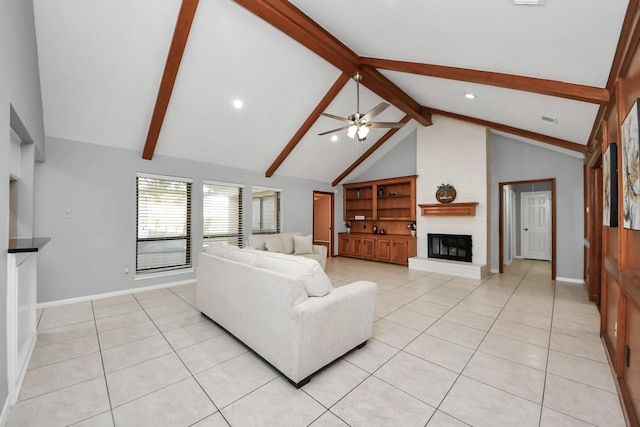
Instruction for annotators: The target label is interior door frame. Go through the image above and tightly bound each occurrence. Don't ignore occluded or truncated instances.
[312,191,334,257]
[499,178,556,279]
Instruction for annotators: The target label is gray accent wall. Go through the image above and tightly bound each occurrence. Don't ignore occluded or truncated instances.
[34,137,334,303]
[490,133,584,280]
[351,129,417,183]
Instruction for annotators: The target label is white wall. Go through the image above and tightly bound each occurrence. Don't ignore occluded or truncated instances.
[34,137,334,303]
[490,133,585,280]
[2,0,46,416]
[416,116,490,266]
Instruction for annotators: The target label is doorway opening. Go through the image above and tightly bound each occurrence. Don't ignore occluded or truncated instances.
[499,178,556,279]
[313,191,334,257]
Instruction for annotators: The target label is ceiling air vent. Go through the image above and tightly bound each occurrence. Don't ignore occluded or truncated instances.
[541,115,557,125]
[513,0,546,5]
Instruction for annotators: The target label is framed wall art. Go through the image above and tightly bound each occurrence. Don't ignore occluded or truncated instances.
[621,99,640,230]
[603,142,618,227]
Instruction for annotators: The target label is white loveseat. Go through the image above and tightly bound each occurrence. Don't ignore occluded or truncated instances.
[246,232,327,270]
[197,244,377,387]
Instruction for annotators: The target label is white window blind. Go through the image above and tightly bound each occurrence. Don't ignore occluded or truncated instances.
[136,174,192,274]
[252,187,281,234]
[203,182,243,248]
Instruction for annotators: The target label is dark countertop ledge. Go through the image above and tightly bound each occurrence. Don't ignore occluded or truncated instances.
[8,237,51,253]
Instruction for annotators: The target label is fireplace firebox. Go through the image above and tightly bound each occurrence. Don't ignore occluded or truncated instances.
[428,233,472,263]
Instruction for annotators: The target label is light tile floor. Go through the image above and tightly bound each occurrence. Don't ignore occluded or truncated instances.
[6,258,628,426]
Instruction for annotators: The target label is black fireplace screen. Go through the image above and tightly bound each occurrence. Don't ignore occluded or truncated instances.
[428,234,472,263]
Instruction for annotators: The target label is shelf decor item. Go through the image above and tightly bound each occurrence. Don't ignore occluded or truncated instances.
[407,221,417,237]
[622,99,640,230]
[436,183,457,203]
[603,142,618,227]
[345,220,352,233]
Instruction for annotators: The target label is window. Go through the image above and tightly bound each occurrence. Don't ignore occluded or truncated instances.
[203,181,244,248]
[252,187,281,234]
[136,174,192,274]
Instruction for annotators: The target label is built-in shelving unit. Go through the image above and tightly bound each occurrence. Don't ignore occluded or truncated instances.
[341,176,417,265]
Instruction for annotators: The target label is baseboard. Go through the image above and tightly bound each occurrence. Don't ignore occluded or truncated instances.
[490,268,499,273]
[555,276,585,285]
[0,394,10,427]
[36,279,196,309]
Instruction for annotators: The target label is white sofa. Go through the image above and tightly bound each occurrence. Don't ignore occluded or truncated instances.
[246,232,327,270]
[197,244,377,387]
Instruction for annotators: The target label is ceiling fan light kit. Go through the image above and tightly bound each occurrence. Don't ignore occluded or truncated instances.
[320,73,405,144]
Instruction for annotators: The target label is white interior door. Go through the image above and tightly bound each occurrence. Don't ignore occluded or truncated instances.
[521,191,551,261]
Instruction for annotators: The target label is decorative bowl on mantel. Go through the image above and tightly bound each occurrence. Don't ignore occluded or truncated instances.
[436,184,456,203]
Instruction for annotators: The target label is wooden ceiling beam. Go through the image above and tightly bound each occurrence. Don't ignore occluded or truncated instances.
[332,115,412,186]
[426,108,588,154]
[266,73,351,177]
[360,57,609,105]
[233,0,431,126]
[142,0,199,160]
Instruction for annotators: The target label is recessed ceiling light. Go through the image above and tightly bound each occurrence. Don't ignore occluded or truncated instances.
[464,93,476,100]
[233,99,243,109]
[331,135,338,142]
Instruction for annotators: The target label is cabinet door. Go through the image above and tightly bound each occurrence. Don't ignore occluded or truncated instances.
[349,236,363,257]
[390,237,409,265]
[338,235,350,256]
[362,237,376,259]
[377,238,391,261]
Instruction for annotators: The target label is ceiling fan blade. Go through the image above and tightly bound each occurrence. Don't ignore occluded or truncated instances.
[361,102,390,122]
[367,122,406,129]
[318,126,351,136]
[321,112,352,123]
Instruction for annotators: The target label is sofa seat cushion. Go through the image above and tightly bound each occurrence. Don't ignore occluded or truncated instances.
[251,251,332,297]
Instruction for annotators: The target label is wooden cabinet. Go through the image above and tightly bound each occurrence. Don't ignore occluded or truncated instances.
[391,236,415,264]
[349,236,362,257]
[338,234,350,257]
[377,237,391,261]
[339,233,416,265]
[362,237,377,260]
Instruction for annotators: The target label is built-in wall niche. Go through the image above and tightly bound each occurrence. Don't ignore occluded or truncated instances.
[10,127,21,180]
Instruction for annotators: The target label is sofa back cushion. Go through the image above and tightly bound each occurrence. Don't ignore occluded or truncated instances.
[206,243,239,257]
[247,233,301,254]
[226,249,259,265]
[252,252,332,297]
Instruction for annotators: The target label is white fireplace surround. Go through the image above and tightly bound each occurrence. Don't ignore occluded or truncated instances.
[410,116,490,280]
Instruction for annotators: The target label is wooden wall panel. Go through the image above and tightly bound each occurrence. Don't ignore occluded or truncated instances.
[625,299,640,425]
[607,279,621,356]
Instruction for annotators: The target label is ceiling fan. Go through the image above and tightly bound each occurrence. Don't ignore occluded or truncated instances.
[319,73,405,142]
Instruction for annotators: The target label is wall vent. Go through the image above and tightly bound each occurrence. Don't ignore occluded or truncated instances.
[513,0,546,5]
[541,115,557,125]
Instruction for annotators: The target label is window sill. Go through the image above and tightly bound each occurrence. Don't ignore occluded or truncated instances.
[134,267,195,281]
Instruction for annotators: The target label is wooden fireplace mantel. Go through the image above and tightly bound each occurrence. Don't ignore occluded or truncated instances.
[418,202,479,216]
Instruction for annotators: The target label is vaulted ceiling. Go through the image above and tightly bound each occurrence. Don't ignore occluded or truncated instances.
[32,0,630,185]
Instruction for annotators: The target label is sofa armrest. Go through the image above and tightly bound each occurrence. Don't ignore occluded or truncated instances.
[292,281,377,380]
[312,244,327,258]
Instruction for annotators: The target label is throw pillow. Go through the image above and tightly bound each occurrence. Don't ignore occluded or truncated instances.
[293,235,313,255]
[263,235,284,253]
